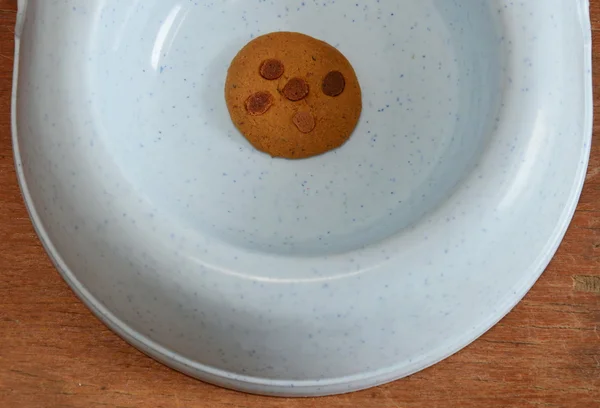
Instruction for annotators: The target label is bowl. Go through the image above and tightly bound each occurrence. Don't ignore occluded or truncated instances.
[12,0,592,397]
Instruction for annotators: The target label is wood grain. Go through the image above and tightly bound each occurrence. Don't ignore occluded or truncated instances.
[0,1,598,407]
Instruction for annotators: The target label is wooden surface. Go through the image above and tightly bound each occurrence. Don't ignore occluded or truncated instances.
[0,1,598,407]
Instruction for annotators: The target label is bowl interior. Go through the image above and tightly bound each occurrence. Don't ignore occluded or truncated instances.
[90,0,504,256]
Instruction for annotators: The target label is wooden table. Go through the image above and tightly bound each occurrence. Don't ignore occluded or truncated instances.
[0,1,598,407]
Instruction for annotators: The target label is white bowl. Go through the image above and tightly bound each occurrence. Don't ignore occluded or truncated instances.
[12,0,592,397]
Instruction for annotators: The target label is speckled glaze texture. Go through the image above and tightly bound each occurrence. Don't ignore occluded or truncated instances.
[12,0,592,397]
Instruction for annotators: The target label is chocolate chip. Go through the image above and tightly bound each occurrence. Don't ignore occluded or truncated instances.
[282,78,309,101]
[322,71,345,97]
[245,91,273,116]
[259,59,284,80]
[293,111,316,133]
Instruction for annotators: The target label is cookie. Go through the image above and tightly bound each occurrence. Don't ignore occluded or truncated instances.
[225,32,362,159]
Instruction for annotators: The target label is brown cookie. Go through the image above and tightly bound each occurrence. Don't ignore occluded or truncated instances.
[225,32,362,159]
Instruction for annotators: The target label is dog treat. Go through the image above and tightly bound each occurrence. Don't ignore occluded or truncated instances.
[282,78,310,101]
[293,111,316,133]
[260,59,285,80]
[245,91,273,116]
[322,71,346,97]
[225,32,362,159]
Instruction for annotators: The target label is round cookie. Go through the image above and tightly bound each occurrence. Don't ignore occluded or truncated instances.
[225,32,362,160]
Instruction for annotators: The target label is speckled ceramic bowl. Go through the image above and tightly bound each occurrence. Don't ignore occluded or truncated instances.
[12,0,592,397]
